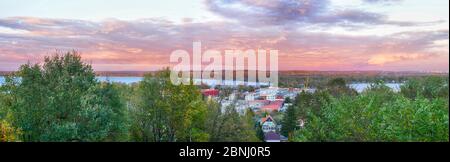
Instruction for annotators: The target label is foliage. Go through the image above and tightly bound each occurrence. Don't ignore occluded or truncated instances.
[280,105,297,138]
[0,117,21,142]
[293,80,449,142]
[401,76,449,100]
[2,51,128,141]
[129,68,208,142]
[294,91,331,119]
[205,105,259,142]
[324,78,357,97]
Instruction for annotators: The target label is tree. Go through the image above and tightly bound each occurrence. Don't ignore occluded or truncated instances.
[129,72,164,142]
[130,68,209,142]
[294,91,330,119]
[0,119,21,142]
[284,97,292,103]
[79,82,129,141]
[281,105,297,138]
[0,76,21,142]
[401,76,449,100]
[243,108,260,141]
[325,78,357,97]
[207,105,259,142]
[5,51,127,141]
[255,122,265,141]
[294,80,449,142]
[204,99,223,141]
[204,101,260,142]
[327,78,347,88]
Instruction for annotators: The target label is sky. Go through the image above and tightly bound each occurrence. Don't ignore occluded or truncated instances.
[0,0,448,72]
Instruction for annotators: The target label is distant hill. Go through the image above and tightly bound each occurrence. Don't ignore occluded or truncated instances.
[0,71,14,76]
[95,71,152,77]
[278,70,448,77]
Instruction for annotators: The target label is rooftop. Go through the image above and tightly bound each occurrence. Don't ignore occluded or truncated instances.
[264,132,281,141]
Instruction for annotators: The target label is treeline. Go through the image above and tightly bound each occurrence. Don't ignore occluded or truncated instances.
[281,77,449,142]
[0,52,258,142]
[278,72,447,88]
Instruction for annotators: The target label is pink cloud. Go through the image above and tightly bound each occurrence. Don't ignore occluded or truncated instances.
[368,53,435,65]
[0,17,448,72]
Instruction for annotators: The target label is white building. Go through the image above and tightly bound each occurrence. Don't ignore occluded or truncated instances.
[229,93,237,101]
[258,87,279,101]
[267,94,276,101]
[280,103,292,112]
[245,92,256,101]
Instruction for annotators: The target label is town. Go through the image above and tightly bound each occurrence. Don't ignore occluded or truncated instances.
[199,83,312,142]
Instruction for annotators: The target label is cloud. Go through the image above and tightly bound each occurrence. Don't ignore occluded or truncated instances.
[205,0,328,25]
[362,0,402,4]
[368,53,435,65]
[0,17,448,71]
[205,0,420,28]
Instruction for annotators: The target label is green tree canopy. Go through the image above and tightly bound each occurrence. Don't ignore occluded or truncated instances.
[3,51,128,141]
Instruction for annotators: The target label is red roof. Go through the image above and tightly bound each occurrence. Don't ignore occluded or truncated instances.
[201,89,219,97]
[261,101,283,111]
[261,115,274,123]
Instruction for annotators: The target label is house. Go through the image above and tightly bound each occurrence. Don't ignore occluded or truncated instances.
[258,87,279,95]
[260,94,276,101]
[258,87,279,100]
[260,115,277,133]
[201,89,219,96]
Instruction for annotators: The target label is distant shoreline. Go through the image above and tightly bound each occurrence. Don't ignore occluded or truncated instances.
[0,70,448,77]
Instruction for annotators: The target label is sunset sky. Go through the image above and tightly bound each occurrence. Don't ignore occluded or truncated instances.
[0,0,448,72]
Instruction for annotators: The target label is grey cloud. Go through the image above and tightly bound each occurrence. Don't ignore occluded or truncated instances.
[362,0,402,4]
[205,0,420,28]
[205,0,329,26]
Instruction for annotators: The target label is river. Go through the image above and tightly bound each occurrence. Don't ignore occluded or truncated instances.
[0,76,402,92]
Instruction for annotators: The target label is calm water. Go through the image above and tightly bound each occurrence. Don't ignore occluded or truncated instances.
[193,79,271,87]
[0,76,142,85]
[349,83,402,93]
[0,76,402,92]
[96,76,143,84]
